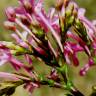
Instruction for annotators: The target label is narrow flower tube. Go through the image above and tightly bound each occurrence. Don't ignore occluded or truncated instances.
[5,7,16,22]
[0,72,20,81]
[80,58,94,76]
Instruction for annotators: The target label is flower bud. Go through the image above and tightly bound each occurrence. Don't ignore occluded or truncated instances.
[5,7,16,22]
[55,0,63,11]
[4,21,16,31]
[23,0,33,14]
[64,0,69,8]
[17,15,31,26]
[67,16,75,27]
[65,3,74,17]
[73,8,78,17]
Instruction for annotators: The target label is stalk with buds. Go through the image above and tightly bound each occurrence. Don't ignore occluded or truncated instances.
[0,0,96,96]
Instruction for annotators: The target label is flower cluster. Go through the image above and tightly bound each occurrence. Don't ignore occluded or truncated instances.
[0,0,96,95]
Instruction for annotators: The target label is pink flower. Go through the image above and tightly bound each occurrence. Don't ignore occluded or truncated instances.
[0,72,20,81]
[80,58,94,76]
[5,7,16,22]
[24,82,39,93]
[0,42,31,72]
[4,0,96,77]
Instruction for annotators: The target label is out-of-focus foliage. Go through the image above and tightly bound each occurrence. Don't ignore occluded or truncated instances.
[76,0,96,19]
[0,0,17,40]
[0,0,96,96]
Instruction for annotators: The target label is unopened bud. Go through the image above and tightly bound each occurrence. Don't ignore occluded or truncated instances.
[0,41,16,49]
[17,15,31,26]
[64,0,69,8]
[67,16,75,26]
[4,21,16,31]
[23,0,33,14]
[55,0,63,11]
[73,8,78,17]
[10,47,30,55]
[65,4,74,17]
[5,7,16,22]
[31,15,39,27]
[75,19,81,27]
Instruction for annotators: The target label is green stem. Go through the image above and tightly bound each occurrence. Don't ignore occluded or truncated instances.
[38,74,66,89]
[57,58,84,96]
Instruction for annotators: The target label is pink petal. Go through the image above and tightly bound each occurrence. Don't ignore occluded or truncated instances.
[24,54,32,64]
[0,72,20,81]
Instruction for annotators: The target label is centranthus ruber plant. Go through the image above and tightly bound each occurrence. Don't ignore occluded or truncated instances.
[0,0,96,95]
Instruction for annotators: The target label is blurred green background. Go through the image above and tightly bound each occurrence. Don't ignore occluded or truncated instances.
[0,0,96,96]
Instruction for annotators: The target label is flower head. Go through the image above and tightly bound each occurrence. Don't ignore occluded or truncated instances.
[1,0,96,95]
[3,0,96,75]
